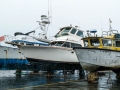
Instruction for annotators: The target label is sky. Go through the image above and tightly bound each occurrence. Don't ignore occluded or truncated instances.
[0,0,120,39]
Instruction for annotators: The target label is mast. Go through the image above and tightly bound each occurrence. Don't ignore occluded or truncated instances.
[36,15,50,39]
[109,18,112,31]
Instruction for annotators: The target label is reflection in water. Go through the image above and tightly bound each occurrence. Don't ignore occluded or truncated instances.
[0,70,120,90]
[0,70,81,90]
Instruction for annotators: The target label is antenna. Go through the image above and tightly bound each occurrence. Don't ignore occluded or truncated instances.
[84,23,86,31]
[109,18,112,35]
[48,0,50,18]
[47,0,52,23]
[101,19,103,36]
[50,0,52,23]
[109,18,112,31]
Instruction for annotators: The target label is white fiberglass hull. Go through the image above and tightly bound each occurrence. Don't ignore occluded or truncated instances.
[19,46,78,63]
[74,47,120,72]
[0,46,25,59]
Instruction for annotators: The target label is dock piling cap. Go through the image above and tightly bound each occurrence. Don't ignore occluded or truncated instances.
[90,29,97,33]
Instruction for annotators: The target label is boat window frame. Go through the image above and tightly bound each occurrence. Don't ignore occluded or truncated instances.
[83,39,88,47]
[76,30,84,37]
[55,41,65,46]
[113,39,120,47]
[49,42,58,46]
[62,42,71,48]
[102,39,112,46]
[61,27,72,35]
[90,38,100,47]
[70,28,77,35]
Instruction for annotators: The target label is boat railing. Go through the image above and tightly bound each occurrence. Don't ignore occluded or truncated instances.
[111,30,118,34]
[4,35,38,46]
[102,30,118,36]
[4,35,19,43]
[102,31,108,36]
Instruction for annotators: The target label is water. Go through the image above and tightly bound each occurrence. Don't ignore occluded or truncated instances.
[0,70,80,90]
[0,70,120,90]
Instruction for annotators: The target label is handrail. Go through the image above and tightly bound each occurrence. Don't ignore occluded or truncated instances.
[4,35,48,46]
[102,30,119,37]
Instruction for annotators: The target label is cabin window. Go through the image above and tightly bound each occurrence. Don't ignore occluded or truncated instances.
[55,28,71,38]
[113,40,120,47]
[49,42,57,46]
[26,44,34,46]
[76,31,84,37]
[83,40,88,47]
[70,28,77,34]
[61,27,71,35]
[55,34,60,38]
[55,41,64,46]
[90,39,100,46]
[102,39,112,46]
[62,42,70,48]
[71,43,81,48]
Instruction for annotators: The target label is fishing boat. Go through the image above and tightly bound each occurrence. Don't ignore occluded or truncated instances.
[2,15,50,70]
[6,15,50,46]
[11,25,85,74]
[74,19,120,80]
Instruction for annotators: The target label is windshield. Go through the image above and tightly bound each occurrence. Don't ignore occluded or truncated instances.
[102,39,112,46]
[61,27,71,34]
[113,40,120,47]
[70,28,77,34]
[55,27,71,38]
[76,31,84,37]
[90,39,100,46]
[60,27,71,36]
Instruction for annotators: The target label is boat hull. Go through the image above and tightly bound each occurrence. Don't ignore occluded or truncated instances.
[19,46,82,70]
[74,47,120,72]
[19,46,78,63]
[0,46,26,59]
[27,58,81,71]
[0,46,28,70]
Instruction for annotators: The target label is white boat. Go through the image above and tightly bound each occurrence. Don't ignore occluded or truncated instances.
[1,15,50,69]
[6,15,50,46]
[15,25,85,72]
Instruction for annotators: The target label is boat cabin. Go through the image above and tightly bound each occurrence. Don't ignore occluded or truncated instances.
[83,30,120,50]
[50,26,84,48]
[55,26,84,38]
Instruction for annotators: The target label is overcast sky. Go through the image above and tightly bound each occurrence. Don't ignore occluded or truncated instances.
[0,0,120,39]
